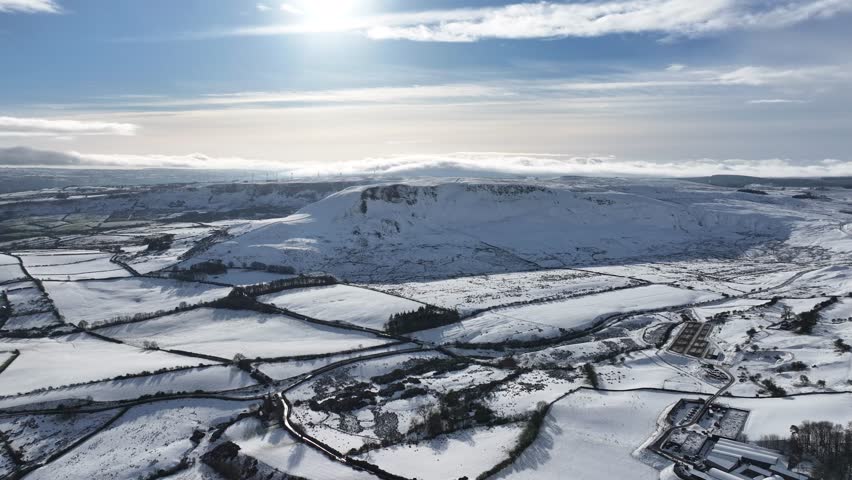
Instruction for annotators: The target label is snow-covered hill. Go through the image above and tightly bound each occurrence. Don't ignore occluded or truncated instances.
[193,178,838,282]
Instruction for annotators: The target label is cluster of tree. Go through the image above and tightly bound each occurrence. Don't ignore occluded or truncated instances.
[760,378,787,397]
[794,297,838,334]
[190,260,228,275]
[245,261,296,275]
[236,275,337,297]
[208,290,278,314]
[306,381,378,414]
[776,360,809,373]
[759,421,852,480]
[170,260,228,281]
[409,386,498,439]
[385,306,461,335]
[144,234,175,252]
[371,357,468,384]
[583,363,600,388]
[835,338,852,353]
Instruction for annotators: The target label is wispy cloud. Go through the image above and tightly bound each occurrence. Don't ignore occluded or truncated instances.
[43,63,849,113]
[0,116,138,137]
[3,147,851,178]
[747,98,806,104]
[207,0,852,42]
[0,0,59,13]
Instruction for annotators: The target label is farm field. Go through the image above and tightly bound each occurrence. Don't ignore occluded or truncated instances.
[96,307,394,359]
[258,284,424,329]
[42,278,232,325]
[368,269,640,315]
[415,284,720,345]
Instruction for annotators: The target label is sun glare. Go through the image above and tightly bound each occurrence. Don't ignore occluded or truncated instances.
[297,0,362,28]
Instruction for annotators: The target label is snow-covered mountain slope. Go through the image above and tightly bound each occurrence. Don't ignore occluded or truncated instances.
[193,178,851,282]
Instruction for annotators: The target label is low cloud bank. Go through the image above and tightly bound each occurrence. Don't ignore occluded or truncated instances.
[1,147,850,178]
[0,117,137,137]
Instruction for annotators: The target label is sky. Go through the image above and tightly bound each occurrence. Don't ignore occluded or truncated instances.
[1,0,852,177]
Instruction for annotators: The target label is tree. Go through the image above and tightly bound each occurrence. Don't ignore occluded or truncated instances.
[583,363,600,389]
[78,320,88,329]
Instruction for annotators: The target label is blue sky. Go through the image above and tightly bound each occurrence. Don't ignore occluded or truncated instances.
[1,0,852,176]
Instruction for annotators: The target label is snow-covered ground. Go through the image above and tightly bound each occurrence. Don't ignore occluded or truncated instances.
[191,179,827,283]
[0,333,212,397]
[5,178,852,480]
[415,285,719,344]
[25,399,254,480]
[96,307,394,359]
[0,365,257,409]
[358,423,525,480]
[369,269,639,315]
[725,394,852,438]
[495,390,677,480]
[43,278,232,325]
[17,250,129,281]
[227,419,376,480]
[258,284,424,330]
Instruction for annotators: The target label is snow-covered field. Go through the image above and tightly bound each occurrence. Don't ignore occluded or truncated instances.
[415,285,720,344]
[227,419,376,480]
[25,399,253,480]
[43,278,232,325]
[258,284,424,329]
[1,311,59,331]
[17,250,129,281]
[495,390,678,480]
[0,365,257,409]
[369,269,640,314]
[97,307,394,359]
[358,423,525,480]
[0,258,25,284]
[0,333,212,397]
[725,394,852,438]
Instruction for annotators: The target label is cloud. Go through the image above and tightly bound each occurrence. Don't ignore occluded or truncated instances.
[281,152,852,178]
[747,98,806,104]
[279,3,303,15]
[3,147,851,178]
[50,63,847,113]
[0,147,259,169]
[0,116,138,137]
[666,64,687,72]
[256,3,271,12]
[212,0,852,42]
[0,0,59,13]
[66,84,515,110]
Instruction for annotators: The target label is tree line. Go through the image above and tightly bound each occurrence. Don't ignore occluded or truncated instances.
[759,420,852,480]
[385,305,461,335]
